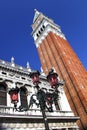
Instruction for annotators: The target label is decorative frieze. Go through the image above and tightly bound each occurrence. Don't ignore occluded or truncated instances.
[1,122,78,130]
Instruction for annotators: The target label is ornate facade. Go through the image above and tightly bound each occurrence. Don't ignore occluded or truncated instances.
[0,58,79,130]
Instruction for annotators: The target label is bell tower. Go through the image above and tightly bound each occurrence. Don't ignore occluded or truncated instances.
[32,9,87,130]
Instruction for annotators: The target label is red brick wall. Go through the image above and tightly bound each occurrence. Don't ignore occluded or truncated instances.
[37,31,87,130]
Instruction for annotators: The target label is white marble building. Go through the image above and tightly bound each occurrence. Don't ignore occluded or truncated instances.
[0,58,79,130]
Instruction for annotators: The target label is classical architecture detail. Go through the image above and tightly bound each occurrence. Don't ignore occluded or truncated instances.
[32,10,65,48]
[32,10,87,130]
[0,59,79,130]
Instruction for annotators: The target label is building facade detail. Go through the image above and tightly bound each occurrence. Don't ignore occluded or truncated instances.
[0,59,79,130]
[32,10,65,48]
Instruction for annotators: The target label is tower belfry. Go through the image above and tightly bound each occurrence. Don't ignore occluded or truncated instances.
[32,10,87,129]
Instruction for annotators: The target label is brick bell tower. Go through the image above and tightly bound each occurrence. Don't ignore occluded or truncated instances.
[32,9,87,130]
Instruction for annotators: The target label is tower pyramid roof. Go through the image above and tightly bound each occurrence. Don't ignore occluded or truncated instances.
[33,9,40,23]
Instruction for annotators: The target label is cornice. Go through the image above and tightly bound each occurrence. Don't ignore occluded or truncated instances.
[0,59,30,75]
[34,25,66,48]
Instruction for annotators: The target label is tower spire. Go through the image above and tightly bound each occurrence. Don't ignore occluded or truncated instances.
[33,9,40,23]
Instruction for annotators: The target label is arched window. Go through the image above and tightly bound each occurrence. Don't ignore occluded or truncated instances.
[20,87,28,109]
[0,83,7,105]
[42,25,45,29]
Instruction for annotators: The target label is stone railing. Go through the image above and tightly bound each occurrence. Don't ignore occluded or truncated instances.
[0,59,29,74]
[0,105,74,118]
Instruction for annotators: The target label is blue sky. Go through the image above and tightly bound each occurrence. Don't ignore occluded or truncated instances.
[0,0,87,71]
